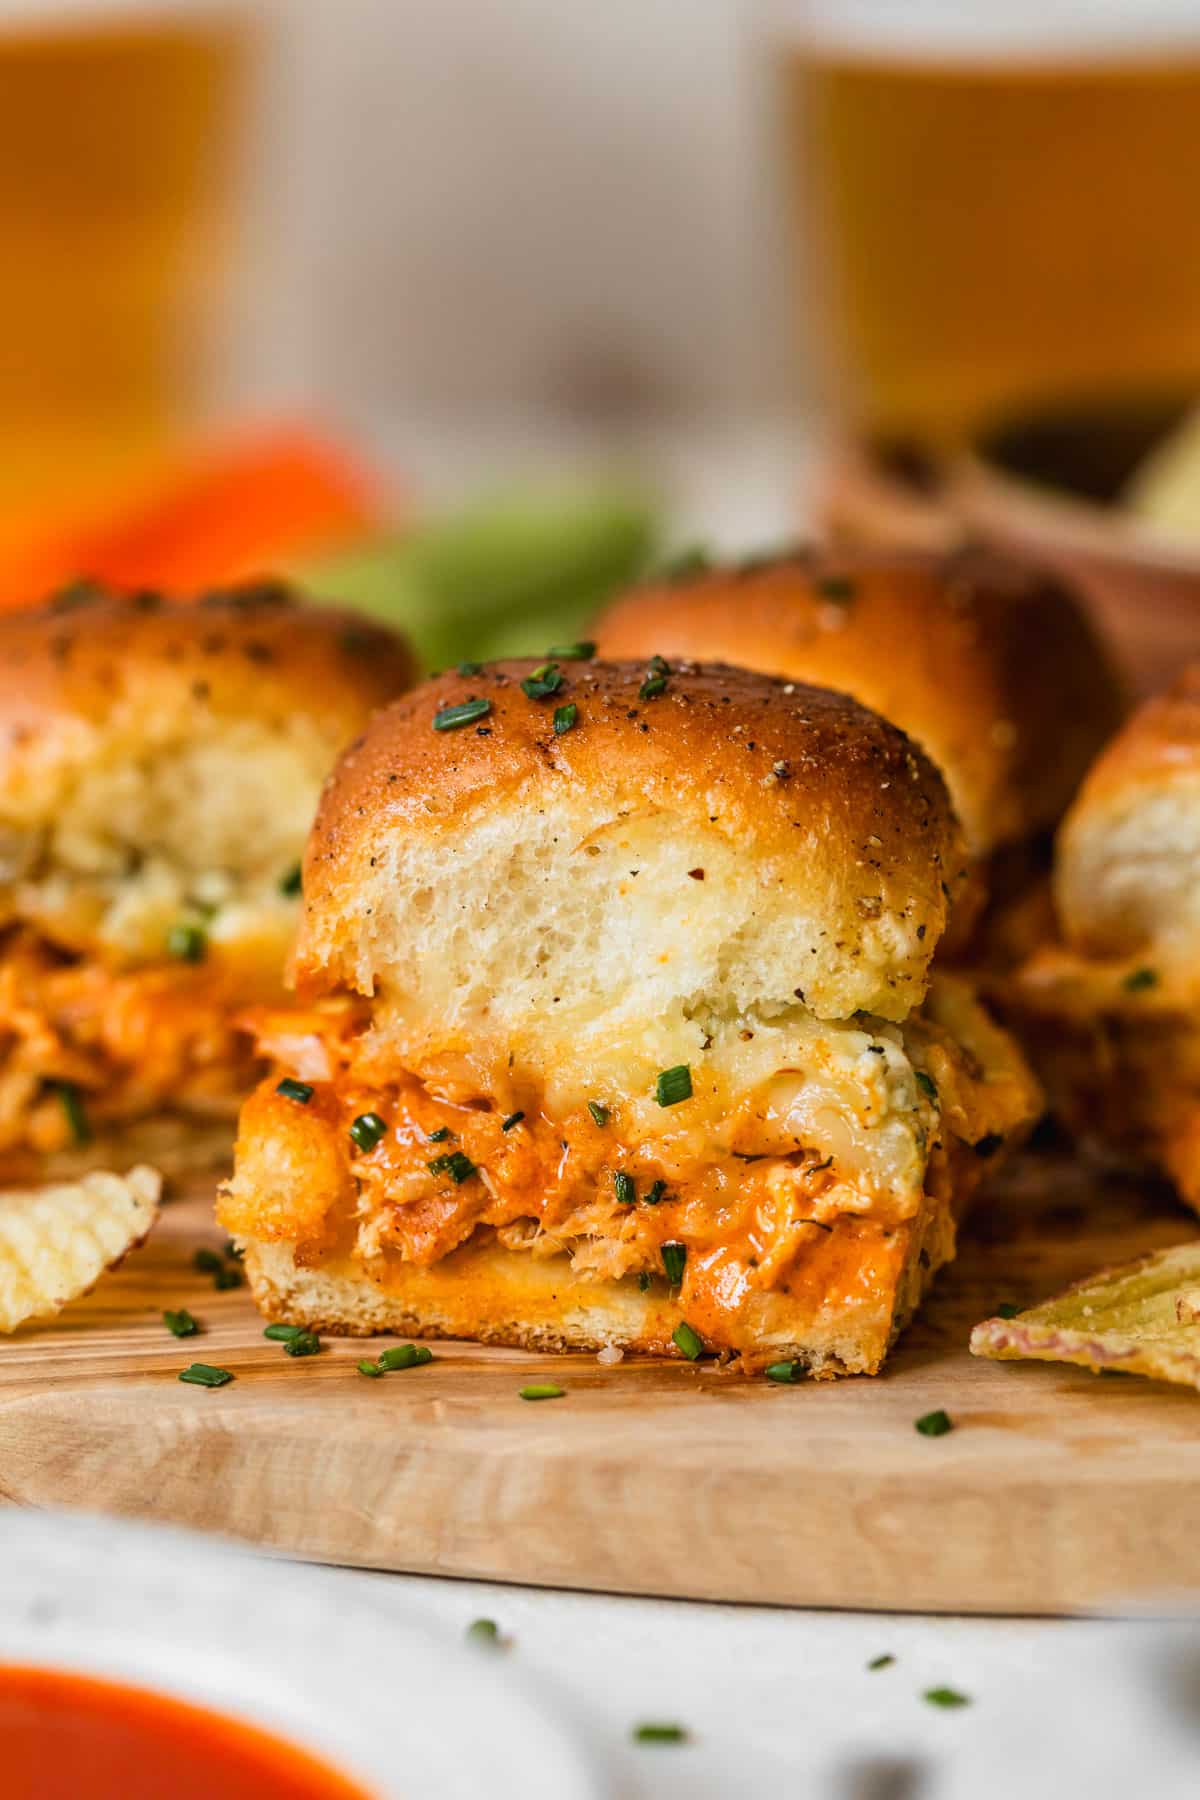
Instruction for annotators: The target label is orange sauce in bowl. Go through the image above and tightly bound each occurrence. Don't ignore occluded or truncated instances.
[0,1665,376,1800]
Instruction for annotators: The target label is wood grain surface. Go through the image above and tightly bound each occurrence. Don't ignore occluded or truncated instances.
[0,1150,1197,1616]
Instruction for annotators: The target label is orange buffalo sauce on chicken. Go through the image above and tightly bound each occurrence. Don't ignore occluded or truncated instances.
[0,1666,375,1800]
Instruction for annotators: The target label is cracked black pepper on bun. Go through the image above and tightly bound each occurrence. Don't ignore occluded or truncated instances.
[0,583,416,1167]
[595,549,1125,862]
[595,549,1126,968]
[223,655,1039,1375]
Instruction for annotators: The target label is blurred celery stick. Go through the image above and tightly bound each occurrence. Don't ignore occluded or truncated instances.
[295,485,657,672]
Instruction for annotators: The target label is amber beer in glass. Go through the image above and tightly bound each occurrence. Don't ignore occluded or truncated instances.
[776,4,1200,444]
[0,7,247,524]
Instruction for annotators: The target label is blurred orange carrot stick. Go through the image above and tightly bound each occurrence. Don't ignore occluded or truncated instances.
[0,427,392,608]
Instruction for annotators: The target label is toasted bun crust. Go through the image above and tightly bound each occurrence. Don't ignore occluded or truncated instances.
[240,1186,954,1376]
[1055,664,1200,965]
[594,549,1125,859]
[0,585,415,965]
[294,658,965,1030]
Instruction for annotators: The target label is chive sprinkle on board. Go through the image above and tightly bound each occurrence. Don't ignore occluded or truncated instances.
[163,1309,198,1338]
[868,1654,895,1671]
[915,1409,954,1437]
[924,1687,970,1709]
[178,1364,233,1389]
[519,1384,565,1401]
[466,1618,502,1646]
[632,1723,689,1745]
[378,1344,434,1371]
[264,1323,305,1342]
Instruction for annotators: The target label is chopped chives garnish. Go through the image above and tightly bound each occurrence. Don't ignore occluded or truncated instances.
[521,663,563,700]
[868,1654,895,1671]
[632,1723,688,1745]
[276,1077,313,1105]
[815,574,856,602]
[613,1170,636,1205]
[466,1617,502,1646]
[163,1309,198,1338]
[647,653,669,675]
[166,920,207,962]
[224,1242,243,1261]
[53,1081,91,1146]
[765,1360,799,1383]
[357,1359,384,1377]
[192,1248,224,1275]
[673,1320,702,1360]
[545,641,595,661]
[639,672,667,700]
[655,1064,692,1107]
[915,1409,953,1437]
[645,1179,668,1206]
[553,702,578,735]
[428,1149,477,1184]
[279,862,303,897]
[378,1343,433,1371]
[661,1241,687,1285]
[924,1688,970,1709]
[433,697,492,732]
[427,1126,452,1142]
[178,1363,233,1388]
[457,661,483,676]
[350,1112,387,1152]
[264,1323,305,1342]
[213,1264,244,1291]
[914,1070,938,1104]
[501,1111,525,1131]
[519,1383,565,1400]
[637,1271,651,1292]
[284,1331,322,1358]
[996,1302,1020,1319]
[588,1101,610,1128]
[1123,966,1158,992]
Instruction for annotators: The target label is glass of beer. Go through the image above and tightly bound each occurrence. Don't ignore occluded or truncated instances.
[0,3,250,526]
[772,0,1200,447]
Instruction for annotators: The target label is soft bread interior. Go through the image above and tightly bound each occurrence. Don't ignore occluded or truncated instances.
[0,720,331,968]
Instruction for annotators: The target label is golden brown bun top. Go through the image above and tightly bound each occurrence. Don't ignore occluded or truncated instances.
[0,582,415,769]
[1055,663,1200,962]
[296,656,966,1026]
[594,547,1125,859]
[0,584,416,968]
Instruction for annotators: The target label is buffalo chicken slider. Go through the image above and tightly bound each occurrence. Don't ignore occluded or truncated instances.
[1015,665,1200,1210]
[221,655,1039,1373]
[0,585,415,1164]
[595,548,1125,958]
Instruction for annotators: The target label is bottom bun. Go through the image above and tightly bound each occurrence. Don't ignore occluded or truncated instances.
[241,1194,955,1377]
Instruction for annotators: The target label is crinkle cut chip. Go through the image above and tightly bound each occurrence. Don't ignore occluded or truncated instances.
[0,1165,162,1333]
[970,1240,1200,1391]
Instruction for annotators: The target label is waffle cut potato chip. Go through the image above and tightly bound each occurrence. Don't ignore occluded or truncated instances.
[0,1166,162,1333]
[971,1242,1200,1390]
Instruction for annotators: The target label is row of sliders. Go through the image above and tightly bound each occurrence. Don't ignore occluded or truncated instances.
[0,550,1188,1381]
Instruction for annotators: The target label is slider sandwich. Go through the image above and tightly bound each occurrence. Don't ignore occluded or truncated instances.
[595,549,1124,960]
[1015,666,1200,1211]
[221,655,1040,1372]
[0,585,414,1168]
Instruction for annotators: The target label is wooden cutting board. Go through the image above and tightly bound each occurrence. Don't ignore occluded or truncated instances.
[0,1149,1197,1616]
